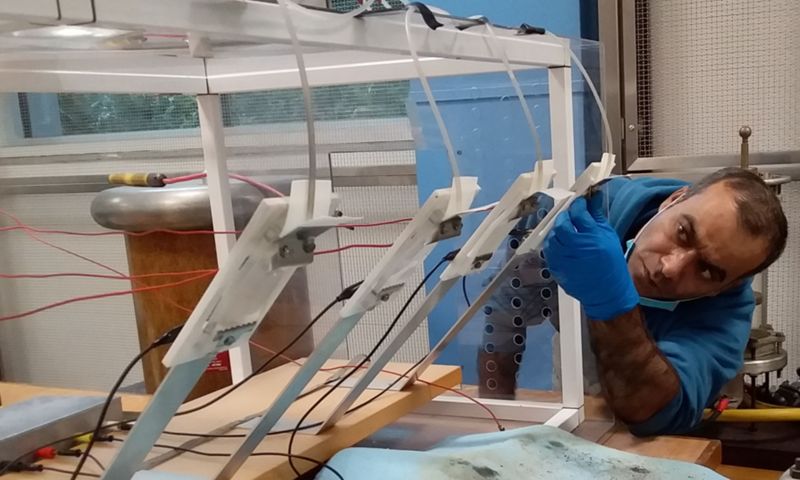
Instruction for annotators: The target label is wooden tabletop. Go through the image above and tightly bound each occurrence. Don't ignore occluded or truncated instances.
[1,360,460,479]
[3,371,780,479]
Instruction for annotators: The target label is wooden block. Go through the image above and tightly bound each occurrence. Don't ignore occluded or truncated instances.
[716,465,782,480]
[601,426,722,469]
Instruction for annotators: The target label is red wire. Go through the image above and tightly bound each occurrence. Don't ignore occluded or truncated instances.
[0,269,218,281]
[0,225,240,237]
[163,172,285,198]
[337,218,412,229]
[0,271,215,322]
[0,208,200,316]
[314,243,393,255]
[248,341,502,430]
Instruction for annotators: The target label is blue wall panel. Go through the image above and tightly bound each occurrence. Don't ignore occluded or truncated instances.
[412,1,592,389]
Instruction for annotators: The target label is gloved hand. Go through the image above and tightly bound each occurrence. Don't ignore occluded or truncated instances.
[543,196,639,321]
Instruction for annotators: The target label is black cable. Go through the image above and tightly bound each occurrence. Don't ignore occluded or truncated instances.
[85,453,105,472]
[175,280,362,417]
[146,443,343,480]
[286,251,456,476]
[70,325,183,480]
[0,420,133,477]
[9,283,364,478]
[461,275,471,307]
[43,466,101,478]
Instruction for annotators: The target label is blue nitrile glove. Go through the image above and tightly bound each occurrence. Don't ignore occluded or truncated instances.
[542,196,639,321]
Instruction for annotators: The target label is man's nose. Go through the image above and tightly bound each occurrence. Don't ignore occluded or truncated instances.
[660,249,696,279]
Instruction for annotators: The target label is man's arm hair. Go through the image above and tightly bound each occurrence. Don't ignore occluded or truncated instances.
[588,307,681,424]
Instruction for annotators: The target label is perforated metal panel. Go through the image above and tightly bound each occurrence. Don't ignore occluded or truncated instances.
[639,0,800,156]
[0,193,142,390]
[765,182,800,375]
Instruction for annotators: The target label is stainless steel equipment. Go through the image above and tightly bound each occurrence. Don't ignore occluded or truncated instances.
[737,126,792,406]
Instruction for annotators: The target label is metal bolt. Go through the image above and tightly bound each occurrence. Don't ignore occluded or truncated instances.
[627,124,636,132]
[473,260,483,269]
[380,293,391,302]
[302,238,316,254]
[279,245,291,258]
[223,336,236,346]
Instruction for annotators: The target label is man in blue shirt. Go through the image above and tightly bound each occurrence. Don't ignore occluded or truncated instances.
[478,167,787,435]
[540,167,788,435]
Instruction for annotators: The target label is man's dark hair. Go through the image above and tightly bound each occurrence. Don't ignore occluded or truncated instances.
[683,167,788,277]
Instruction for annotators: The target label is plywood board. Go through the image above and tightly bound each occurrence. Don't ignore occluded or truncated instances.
[3,360,461,479]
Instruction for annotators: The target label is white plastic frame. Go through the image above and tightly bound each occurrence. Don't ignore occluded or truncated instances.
[313,162,556,432]
[0,0,593,441]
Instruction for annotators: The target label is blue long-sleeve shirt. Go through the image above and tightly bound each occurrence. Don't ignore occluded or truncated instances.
[599,176,754,435]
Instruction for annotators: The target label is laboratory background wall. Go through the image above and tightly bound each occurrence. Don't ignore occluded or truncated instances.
[636,1,800,379]
[417,0,600,390]
[0,88,425,390]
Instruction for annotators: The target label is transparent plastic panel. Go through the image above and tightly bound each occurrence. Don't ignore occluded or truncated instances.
[406,40,604,407]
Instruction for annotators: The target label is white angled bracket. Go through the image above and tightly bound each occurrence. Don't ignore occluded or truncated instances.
[405,154,615,388]
[102,179,352,480]
[211,176,480,480]
[311,161,557,432]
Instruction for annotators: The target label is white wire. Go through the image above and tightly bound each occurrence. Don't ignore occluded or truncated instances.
[277,0,318,218]
[547,33,614,156]
[483,22,544,171]
[404,8,462,196]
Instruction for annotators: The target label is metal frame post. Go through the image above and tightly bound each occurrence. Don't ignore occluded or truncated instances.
[620,0,641,169]
[598,0,624,172]
[548,66,584,413]
[196,93,252,381]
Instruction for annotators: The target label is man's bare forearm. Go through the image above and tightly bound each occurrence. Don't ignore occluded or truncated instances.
[588,307,680,424]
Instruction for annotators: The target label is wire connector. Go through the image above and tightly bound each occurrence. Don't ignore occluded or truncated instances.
[444,248,461,262]
[152,325,184,347]
[516,23,546,35]
[407,2,444,30]
[336,281,365,302]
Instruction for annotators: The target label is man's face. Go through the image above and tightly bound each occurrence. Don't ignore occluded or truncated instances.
[627,182,769,300]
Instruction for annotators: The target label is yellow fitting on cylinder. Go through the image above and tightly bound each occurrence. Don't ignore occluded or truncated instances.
[107,173,165,187]
[705,407,800,422]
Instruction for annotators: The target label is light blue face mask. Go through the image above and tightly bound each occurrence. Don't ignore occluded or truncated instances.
[624,239,681,311]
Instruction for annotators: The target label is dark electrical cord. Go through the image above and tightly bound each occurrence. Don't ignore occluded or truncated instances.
[44,466,101,478]
[286,250,457,476]
[461,275,471,307]
[84,453,105,472]
[144,443,344,480]
[0,420,133,477]
[175,280,363,418]
[71,325,184,480]
[7,283,365,479]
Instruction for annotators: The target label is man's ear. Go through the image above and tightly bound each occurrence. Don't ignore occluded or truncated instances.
[659,186,689,212]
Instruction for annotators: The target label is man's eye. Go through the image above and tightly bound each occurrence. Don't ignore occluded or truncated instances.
[677,224,688,242]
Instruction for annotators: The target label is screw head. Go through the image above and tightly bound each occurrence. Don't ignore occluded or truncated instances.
[627,124,636,131]
[279,245,291,257]
[302,239,316,253]
[380,293,391,302]
[223,336,236,346]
